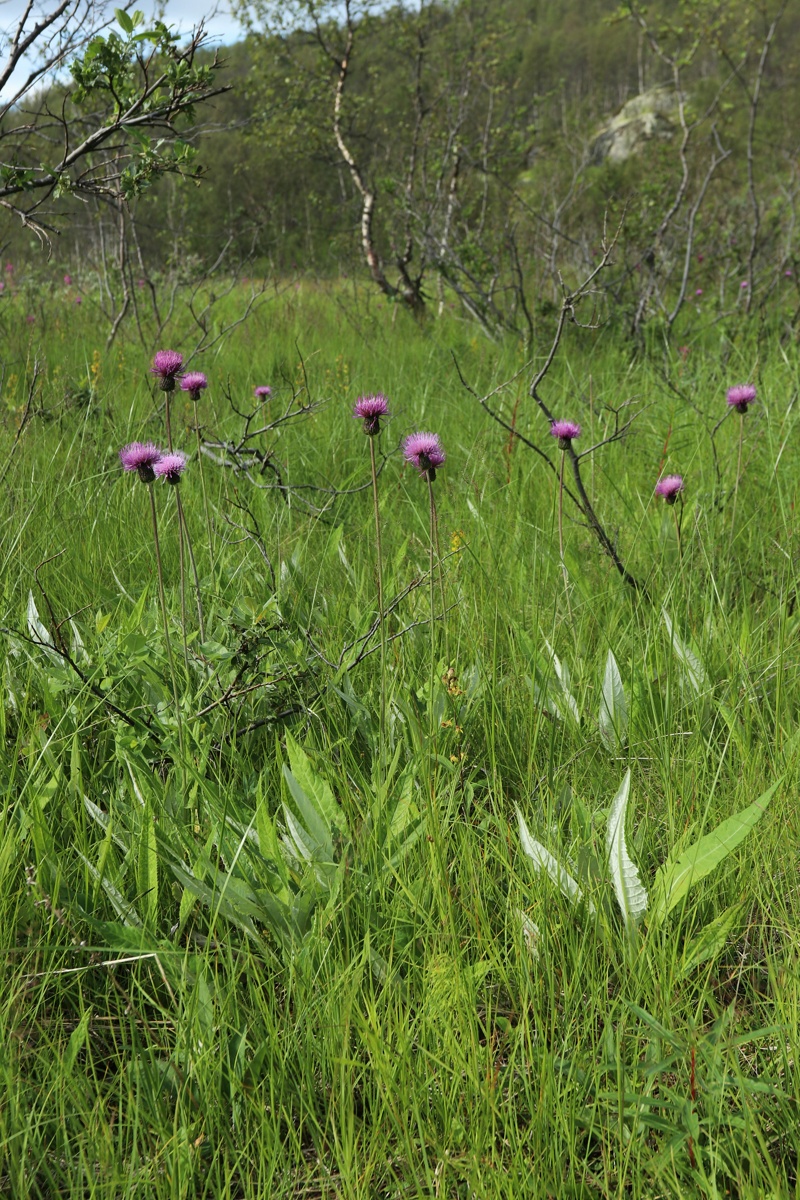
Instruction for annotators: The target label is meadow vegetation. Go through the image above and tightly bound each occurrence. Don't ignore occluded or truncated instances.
[0,271,799,1197]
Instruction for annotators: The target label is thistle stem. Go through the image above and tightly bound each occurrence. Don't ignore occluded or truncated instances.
[672,497,683,563]
[558,449,572,619]
[148,485,184,765]
[194,402,215,576]
[176,489,205,641]
[176,495,189,667]
[730,413,745,555]
[369,436,387,775]
[427,474,438,738]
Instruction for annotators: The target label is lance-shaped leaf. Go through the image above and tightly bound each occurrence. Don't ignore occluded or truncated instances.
[517,809,594,912]
[651,779,780,923]
[606,770,648,927]
[662,610,706,696]
[543,638,581,724]
[599,649,627,751]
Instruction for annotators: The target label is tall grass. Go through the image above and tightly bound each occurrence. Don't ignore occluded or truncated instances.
[0,284,799,1197]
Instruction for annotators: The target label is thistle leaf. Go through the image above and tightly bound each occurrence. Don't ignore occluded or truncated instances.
[517,808,594,911]
[662,610,706,695]
[606,771,648,927]
[651,779,780,922]
[599,649,627,751]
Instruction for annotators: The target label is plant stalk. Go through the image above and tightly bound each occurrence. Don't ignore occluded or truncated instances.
[369,436,387,775]
[176,489,205,642]
[148,485,185,766]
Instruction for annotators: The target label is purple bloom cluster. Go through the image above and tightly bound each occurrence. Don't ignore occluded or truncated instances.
[154,451,187,485]
[551,420,581,448]
[151,350,184,392]
[254,385,272,399]
[181,372,208,401]
[119,441,163,485]
[119,442,187,485]
[404,431,445,481]
[655,474,684,504]
[353,393,389,436]
[727,383,757,414]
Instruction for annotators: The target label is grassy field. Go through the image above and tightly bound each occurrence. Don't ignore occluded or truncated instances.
[1,281,799,1198]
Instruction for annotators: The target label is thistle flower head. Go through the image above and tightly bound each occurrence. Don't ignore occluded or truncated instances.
[153,450,187,485]
[150,350,183,392]
[254,385,272,399]
[119,441,162,485]
[353,393,389,436]
[550,419,581,448]
[403,431,445,481]
[726,383,757,414]
[655,474,684,505]
[180,372,208,400]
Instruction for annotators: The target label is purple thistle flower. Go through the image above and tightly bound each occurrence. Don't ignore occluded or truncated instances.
[254,385,272,399]
[120,441,163,485]
[403,431,445,481]
[153,451,187,485]
[740,280,749,289]
[353,393,389,436]
[655,474,684,505]
[181,372,208,401]
[727,383,757,414]
[150,350,183,392]
[550,419,581,449]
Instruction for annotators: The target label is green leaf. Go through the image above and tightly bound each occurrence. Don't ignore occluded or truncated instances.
[677,904,742,980]
[662,610,705,695]
[651,779,780,922]
[599,649,627,751]
[606,770,648,927]
[123,586,149,634]
[283,730,347,838]
[136,802,158,927]
[64,1008,93,1073]
[115,8,134,34]
[517,808,594,912]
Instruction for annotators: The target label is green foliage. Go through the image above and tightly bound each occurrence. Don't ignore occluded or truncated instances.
[0,286,799,1195]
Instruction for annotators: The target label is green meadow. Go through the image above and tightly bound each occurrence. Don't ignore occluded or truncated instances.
[1,281,799,1197]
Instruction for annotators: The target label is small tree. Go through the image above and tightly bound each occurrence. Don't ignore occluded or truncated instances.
[0,4,227,251]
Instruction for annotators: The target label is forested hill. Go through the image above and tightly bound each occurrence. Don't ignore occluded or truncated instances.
[3,0,798,335]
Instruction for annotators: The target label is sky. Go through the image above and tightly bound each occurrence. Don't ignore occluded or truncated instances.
[0,0,244,99]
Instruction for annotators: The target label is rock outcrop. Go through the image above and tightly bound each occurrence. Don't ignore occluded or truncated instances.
[590,86,681,164]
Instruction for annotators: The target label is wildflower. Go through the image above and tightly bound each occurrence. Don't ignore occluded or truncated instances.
[403,431,445,481]
[655,474,684,505]
[153,451,187,485]
[150,350,183,392]
[550,419,581,449]
[740,280,749,290]
[727,384,757,414]
[254,385,272,399]
[695,288,703,296]
[75,296,82,306]
[181,372,208,402]
[64,274,72,285]
[120,441,162,485]
[697,253,704,263]
[353,393,389,436]
[785,269,793,278]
